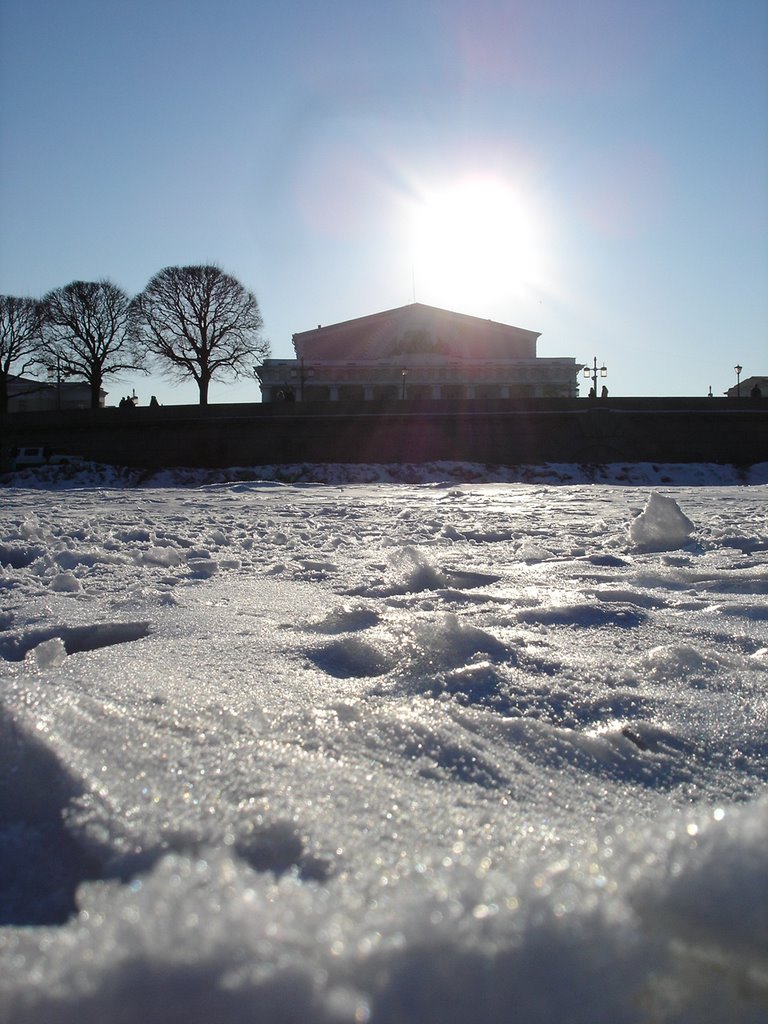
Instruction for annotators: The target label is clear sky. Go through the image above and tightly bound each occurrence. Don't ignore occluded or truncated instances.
[1,0,766,405]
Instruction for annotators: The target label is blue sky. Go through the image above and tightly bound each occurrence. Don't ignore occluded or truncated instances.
[1,0,766,405]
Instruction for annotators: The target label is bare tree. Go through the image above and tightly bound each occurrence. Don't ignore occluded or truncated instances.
[129,265,269,405]
[41,280,139,409]
[0,295,44,415]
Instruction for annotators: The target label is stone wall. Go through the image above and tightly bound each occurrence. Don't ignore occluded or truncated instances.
[2,398,766,470]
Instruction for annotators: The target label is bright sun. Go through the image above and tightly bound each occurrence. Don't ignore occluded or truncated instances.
[410,175,545,313]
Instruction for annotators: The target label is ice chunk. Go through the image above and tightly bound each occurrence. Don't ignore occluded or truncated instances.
[187,558,218,578]
[629,492,695,552]
[28,637,68,669]
[137,547,183,568]
[50,572,82,593]
[307,604,380,634]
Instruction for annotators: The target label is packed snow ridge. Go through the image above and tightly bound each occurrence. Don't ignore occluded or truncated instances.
[1,462,767,1023]
[3,458,768,489]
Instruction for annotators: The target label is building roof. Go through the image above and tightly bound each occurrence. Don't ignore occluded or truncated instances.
[725,375,767,397]
[292,303,540,363]
[8,375,106,397]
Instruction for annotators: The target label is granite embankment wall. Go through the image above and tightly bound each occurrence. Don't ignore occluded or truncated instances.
[2,398,767,469]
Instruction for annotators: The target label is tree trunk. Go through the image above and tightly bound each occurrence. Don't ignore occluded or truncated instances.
[198,375,210,406]
[90,376,102,409]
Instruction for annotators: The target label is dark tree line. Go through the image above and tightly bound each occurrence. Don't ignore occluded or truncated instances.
[0,265,270,410]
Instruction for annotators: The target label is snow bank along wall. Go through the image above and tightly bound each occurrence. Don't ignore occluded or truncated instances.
[2,398,767,469]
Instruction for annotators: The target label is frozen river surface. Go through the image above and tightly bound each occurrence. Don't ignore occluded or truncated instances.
[1,464,767,1022]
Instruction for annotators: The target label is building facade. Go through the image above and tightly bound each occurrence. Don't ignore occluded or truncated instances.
[256,303,580,403]
[7,375,106,412]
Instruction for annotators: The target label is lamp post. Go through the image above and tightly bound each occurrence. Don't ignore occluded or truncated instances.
[583,357,607,398]
[47,353,62,410]
[401,367,408,400]
[289,357,314,401]
[299,357,314,401]
[735,364,742,398]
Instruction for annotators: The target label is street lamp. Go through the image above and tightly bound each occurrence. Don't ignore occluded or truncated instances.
[299,357,314,401]
[46,353,62,410]
[401,367,408,400]
[583,357,607,398]
[734,364,743,398]
[289,357,315,400]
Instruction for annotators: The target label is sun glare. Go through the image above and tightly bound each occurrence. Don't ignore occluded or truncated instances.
[410,175,546,313]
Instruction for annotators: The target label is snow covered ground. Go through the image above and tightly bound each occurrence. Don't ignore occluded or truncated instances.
[1,462,767,1023]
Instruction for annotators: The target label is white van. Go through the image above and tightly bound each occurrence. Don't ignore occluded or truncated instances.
[11,446,82,470]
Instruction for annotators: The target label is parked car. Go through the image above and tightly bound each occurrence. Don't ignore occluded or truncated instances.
[11,446,83,470]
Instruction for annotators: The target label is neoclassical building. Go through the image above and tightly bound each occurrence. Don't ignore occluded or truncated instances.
[256,303,579,402]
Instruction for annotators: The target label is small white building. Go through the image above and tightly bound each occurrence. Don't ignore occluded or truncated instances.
[256,303,580,403]
[724,375,767,399]
[7,375,106,412]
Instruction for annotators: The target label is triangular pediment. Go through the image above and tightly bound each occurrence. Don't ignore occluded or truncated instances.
[293,303,539,363]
